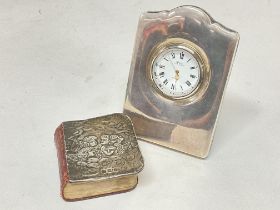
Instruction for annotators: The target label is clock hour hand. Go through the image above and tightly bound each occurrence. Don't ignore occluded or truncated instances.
[168,54,180,81]
[175,70,180,81]
[172,72,180,81]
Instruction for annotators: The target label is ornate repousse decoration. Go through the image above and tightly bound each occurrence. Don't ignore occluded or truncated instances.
[63,114,144,182]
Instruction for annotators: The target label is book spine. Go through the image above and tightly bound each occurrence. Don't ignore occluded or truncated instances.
[54,123,69,200]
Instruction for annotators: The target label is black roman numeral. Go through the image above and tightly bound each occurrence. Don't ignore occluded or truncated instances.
[164,58,169,61]
[190,74,196,78]
[190,66,196,69]
[180,52,184,59]
[159,72,165,78]
[171,84,175,90]
[186,80,191,86]
[171,52,175,59]
[159,64,165,69]
[163,79,168,85]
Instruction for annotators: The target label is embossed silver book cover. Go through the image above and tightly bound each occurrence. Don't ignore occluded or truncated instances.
[123,6,239,158]
[54,113,144,200]
[64,114,144,181]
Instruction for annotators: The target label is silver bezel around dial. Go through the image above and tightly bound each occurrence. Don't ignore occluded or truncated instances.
[147,38,211,104]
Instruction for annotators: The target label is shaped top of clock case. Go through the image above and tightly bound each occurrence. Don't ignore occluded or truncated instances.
[125,5,239,127]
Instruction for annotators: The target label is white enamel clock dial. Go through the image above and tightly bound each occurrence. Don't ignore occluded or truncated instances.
[152,47,201,98]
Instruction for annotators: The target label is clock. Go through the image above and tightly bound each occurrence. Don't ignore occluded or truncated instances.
[151,44,202,99]
[147,38,210,103]
[123,6,239,158]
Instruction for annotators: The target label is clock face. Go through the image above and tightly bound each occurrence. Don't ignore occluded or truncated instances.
[151,47,201,99]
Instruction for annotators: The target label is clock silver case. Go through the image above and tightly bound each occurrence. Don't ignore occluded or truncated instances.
[124,5,239,158]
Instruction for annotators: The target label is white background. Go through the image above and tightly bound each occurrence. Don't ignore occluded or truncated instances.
[0,0,279,209]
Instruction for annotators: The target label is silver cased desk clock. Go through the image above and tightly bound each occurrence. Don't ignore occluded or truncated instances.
[124,6,239,158]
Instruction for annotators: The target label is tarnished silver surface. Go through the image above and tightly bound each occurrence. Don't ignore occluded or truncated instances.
[63,113,144,182]
[123,6,239,158]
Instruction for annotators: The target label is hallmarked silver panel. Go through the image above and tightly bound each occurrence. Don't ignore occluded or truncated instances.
[124,6,239,158]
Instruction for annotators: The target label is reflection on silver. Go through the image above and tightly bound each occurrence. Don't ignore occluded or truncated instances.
[123,6,239,158]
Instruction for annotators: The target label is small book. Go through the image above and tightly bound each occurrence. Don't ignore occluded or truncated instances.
[54,113,144,201]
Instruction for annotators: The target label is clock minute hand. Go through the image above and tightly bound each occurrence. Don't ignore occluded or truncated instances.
[168,55,177,71]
